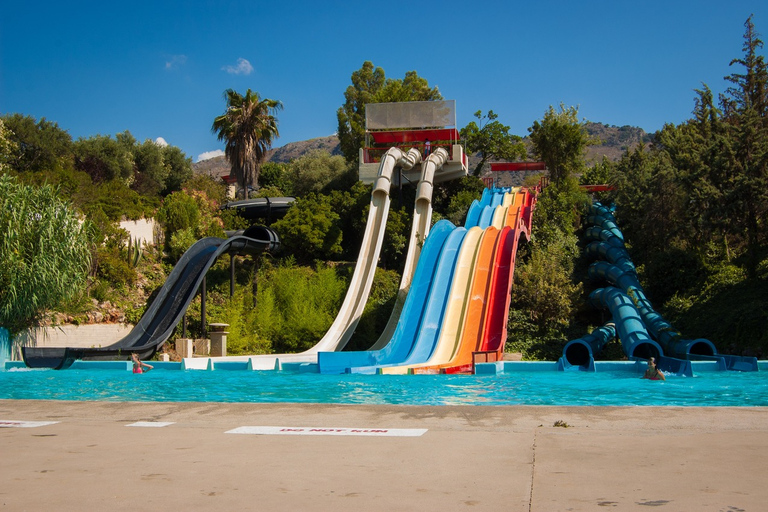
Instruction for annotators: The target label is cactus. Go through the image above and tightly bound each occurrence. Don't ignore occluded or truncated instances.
[126,236,143,268]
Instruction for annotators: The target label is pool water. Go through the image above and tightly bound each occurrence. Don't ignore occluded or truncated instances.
[2,367,767,406]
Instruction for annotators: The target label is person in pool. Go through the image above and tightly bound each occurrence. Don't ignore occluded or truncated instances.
[131,352,153,374]
[641,357,665,381]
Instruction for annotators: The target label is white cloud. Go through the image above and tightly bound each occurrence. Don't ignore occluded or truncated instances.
[197,149,225,162]
[165,54,187,70]
[223,58,254,75]
[154,137,169,147]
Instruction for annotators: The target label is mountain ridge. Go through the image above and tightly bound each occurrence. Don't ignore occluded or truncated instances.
[192,122,651,179]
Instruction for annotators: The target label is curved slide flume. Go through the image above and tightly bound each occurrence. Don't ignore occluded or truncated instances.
[366,148,449,351]
[560,324,617,370]
[317,220,455,374]
[351,226,467,374]
[381,226,484,374]
[235,147,423,371]
[22,229,280,369]
[588,287,663,360]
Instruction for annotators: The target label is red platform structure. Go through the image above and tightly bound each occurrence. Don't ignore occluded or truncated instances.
[358,100,468,185]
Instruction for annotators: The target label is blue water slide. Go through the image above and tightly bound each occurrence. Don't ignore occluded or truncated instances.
[489,190,505,208]
[465,188,495,227]
[477,205,496,228]
[317,221,455,374]
[584,226,625,249]
[584,241,636,275]
[351,227,468,374]
[465,199,482,227]
[585,214,624,243]
[588,287,663,360]
[588,261,717,359]
[561,324,617,369]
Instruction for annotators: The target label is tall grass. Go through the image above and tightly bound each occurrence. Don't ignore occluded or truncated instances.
[0,175,92,335]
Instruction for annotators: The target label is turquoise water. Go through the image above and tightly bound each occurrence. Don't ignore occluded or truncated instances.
[2,367,767,406]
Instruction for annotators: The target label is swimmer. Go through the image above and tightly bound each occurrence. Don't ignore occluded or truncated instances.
[131,352,153,374]
[641,357,665,381]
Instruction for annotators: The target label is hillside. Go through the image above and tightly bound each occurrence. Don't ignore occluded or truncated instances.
[192,123,651,178]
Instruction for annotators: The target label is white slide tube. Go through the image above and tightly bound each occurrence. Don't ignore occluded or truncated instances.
[187,147,417,370]
[367,147,449,351]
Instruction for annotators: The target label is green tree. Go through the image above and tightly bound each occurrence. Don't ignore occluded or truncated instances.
[460,110,526,176]
[212,88,283,197]
[258,161,290,194]
[272,193,342,262]
[131,139,167,197]
[72,134,134,184]
[2,113,73,174]
[162,145,193,195]
[0,175,92,335]
[528,104,592,185]
[336,62,442,163]
[720,15,768,277]
[286,150,348,197]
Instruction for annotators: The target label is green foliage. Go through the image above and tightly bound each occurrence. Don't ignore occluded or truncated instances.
[528,104,593,185]
[344,267,401,351]
[2,113,74,174]
[327,181,370,260]
[336,61,442,163]
[253,261,347,353]
[460,110,526,176]
[95,246,137,287]
[183,173,227,206]
[285,150,348,197]
[0,118,17,173]
[72,134,134,184]
[258,161,290,193]
[506,178,586,360]
[156,188,225,261]
[131,139,168,197]
[0,175,92,335]
[381,206,411,271]
[161,145,193,195]
[272,193,342,262]
[85,179,156,221]
[433,176,489,226]
[157,191,200,237]
[126,235,143,268]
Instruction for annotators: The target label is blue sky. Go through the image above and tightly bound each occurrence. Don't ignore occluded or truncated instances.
[2,1,766,162]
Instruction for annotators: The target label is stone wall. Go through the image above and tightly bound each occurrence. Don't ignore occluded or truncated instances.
[20,324,134,349]
[119,218,157,245]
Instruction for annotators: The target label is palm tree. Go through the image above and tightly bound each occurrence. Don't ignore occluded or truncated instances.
[212,89,283,198]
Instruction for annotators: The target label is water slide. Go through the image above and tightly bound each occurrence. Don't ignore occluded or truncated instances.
[583,203,718,359]
[319,186,537,375]
[200,147,426,370]
[22,227,280,369]
[318,189,506,374]
[219,196,295,221]
[411,188,535,374]
[317,220,456,374]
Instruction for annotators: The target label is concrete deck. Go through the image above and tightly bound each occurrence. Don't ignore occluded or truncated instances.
[1,400,766,511]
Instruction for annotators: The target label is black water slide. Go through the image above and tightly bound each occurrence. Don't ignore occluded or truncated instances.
[22,228,279,370]
[219,197,294,221]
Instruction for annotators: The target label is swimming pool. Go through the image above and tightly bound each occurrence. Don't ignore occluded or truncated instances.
[2,363,767,406]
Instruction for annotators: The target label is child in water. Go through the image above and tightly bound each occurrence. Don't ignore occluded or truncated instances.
[641,357,665,381]
[131,352,153,374]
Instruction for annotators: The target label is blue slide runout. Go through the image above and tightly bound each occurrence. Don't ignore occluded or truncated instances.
[317,221,455,374]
